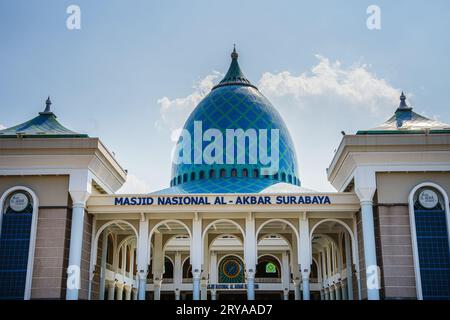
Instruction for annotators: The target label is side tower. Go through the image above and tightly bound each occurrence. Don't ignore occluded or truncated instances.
[328,93,450,300]
[0,98,127,300]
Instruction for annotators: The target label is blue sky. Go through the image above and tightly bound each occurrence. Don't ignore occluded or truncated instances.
[1,0,450,192]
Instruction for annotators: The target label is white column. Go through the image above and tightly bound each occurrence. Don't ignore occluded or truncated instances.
[341,281,348,300]
[66,186,90,300]
[124,285,132,300]
[291,236,301,300]
[244,213,256,300]
[137,215,149,300]
[329,284,335,300]
[321,251,329,300]
[201,279,208,300]
[98,228,109,300]
[191,213,202,300]
[354,168,380,300]
[282,251,290,300]
[122,244,127,277]
[129,244,135,278]
[132,288,138,300]
[174,251,182,299]
[324,288,330,300]
[335,283,341,300]
[209,251,217,300]
[152,232,163,300]
[153,279,162,300]
[107,281,116,300]
[336,241,343,301]
[298,213,311,300]
[344,232,354,300]
[116,283,124,300]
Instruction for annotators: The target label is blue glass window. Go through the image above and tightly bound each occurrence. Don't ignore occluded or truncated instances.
[414,187,450,300]
[0,191,33,300]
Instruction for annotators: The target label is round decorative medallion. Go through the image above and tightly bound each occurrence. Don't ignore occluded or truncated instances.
[418,189,439,209]
[9,192,29,212]
[222,258,241,279]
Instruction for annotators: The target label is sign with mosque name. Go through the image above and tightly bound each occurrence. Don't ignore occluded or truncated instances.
[207,283,259,290]
[114,195,331,206]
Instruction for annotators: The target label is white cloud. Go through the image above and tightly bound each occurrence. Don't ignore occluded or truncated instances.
[156,72,222,130]
[258,55,400,115]
[0,124,6,130]
[117,173,152,194]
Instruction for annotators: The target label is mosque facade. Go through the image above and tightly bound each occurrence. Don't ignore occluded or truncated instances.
[1,49,450,300]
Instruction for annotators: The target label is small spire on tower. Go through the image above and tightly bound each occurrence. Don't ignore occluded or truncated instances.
[39,96,55,115]
[231,44,238,60]
[397,91,412,111]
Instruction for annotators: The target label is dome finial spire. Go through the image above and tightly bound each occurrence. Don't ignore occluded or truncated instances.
[231,44,238,60]
[39,96,55,116]
[397,91,411,111]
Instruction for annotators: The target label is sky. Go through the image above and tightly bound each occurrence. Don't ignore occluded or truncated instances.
[1,0,450,193]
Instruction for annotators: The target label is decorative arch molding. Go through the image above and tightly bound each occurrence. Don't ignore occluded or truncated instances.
[92,220,138,267]
[256,219,300,248]
[408,182,450,300]
[0,185,39,300]
[257,253,283,270]
[148,220,192,264]
[257,233,293,253]
[202,219,246,243]
[309,218,358,264]
[208,233,244,249]
[217,253,245,267]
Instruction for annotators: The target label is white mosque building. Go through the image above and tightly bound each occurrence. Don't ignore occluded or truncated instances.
[0,49,450,300]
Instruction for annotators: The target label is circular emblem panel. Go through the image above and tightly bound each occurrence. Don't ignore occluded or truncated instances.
[9,192,29,212]
[418,189,439,209]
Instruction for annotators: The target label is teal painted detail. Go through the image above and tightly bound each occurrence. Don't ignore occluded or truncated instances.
[219,256,244,283]
[0,98,87,138]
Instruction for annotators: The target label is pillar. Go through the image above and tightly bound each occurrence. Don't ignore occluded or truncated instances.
[98,228,109,300]
[152,232,163,300]
[299,214,311,300]
[282,251,290,300]
[324,287,330,300]
[116,283,124,300]
[132,288,138,300]
[107,281,116,300]
[153,279,162,300]
[344,232,354,300]
[341,281,348,300]
[191,213,202,300]
[174,251,182,298]
[137,215,149,300]
[291,236,301,300]
[329,285,335,300]
[354,167,380,300]
[66,186,90,300]
[124,285,132,300]
[201,279,208,300]
[335,283,341,300]
[294,281,301,300]
[244,213,256,300]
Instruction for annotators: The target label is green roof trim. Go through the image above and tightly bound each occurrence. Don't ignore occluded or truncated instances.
[356,93,450,135]
[356,129,450,135]
[0,97,88,139]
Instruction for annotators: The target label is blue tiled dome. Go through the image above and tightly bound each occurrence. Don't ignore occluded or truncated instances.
[167,48,299,194]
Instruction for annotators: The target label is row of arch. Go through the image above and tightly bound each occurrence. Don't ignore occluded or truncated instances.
[0,181,449,300]
[159,254,282,281]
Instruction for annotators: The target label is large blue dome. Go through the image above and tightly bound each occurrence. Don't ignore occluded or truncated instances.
[163,48,299,194]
